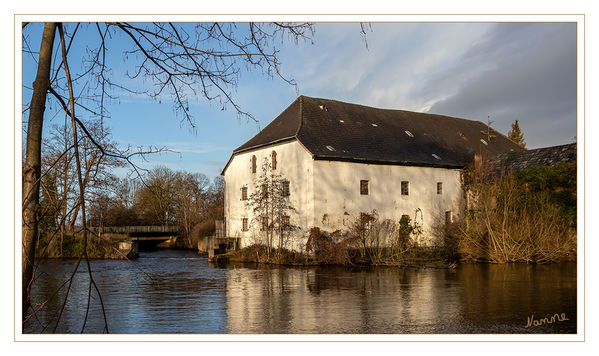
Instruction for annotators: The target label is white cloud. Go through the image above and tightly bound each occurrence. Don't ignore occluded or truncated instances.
[281,23,494,113]
[276,22,576,148]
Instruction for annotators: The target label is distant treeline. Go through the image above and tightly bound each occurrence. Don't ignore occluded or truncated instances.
[39,165,224,255]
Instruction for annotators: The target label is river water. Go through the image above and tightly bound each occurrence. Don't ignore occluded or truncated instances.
[23,249,577,334]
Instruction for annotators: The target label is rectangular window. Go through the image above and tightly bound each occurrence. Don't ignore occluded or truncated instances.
[251,155,257,174]
[242,218,249,231]
[437,182,443,195]
[282,180,290,197]
[271,151,277,170]
[401,181,409,195]
[261,216,268,231]
[360,180,369,195]
[445,211,452,225]
[282,215,290,230]
[241,186,248,200]
[261,183,268,198]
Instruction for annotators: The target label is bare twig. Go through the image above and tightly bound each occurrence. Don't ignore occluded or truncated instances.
[57,23,109,333]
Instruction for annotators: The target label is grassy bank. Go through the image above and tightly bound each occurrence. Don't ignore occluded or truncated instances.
[36,232,124,259]
[215,243,454,269]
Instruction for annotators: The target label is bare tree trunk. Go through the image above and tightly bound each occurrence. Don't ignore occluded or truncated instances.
[22,22,57,322]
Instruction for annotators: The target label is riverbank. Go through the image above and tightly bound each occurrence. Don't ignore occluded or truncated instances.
[35,232,138,259]
[212,238,575,268]
[211,244,458,268]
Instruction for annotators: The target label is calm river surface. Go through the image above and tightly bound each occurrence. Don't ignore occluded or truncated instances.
[24,249,577,334]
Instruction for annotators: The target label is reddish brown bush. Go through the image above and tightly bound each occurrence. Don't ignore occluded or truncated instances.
[306,227,358,265]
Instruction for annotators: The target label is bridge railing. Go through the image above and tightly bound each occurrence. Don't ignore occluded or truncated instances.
[89,226,180,234]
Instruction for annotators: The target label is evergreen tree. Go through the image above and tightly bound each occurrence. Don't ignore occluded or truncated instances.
[508,120,526,148]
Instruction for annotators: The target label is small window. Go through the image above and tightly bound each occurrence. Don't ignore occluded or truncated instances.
[437,182,443,195]
[261,183,268,199]
[445,211,452,225]
[242,218,249,231]
[241,186,248,200]
[282,215,290,230]
[360,180,369,195]
[251,155,257,173]
[282,180,290,197]
[261,216,268,231]
[401,181,409,196]
[271,151,277,170]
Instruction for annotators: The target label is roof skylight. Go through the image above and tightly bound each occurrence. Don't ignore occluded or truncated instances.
[480,139,488,146]
[432,154,441,160]
[326,145,335,152]
[405,130,414,137]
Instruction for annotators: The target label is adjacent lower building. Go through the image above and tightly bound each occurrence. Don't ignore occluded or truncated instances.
[221,96,525,250]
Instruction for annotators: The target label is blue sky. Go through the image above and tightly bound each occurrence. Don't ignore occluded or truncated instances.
[22,22,577,180]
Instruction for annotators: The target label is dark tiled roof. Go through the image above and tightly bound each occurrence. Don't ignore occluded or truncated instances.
[234,97,302,152]
[488,143,576,176]
[225,96,526,172]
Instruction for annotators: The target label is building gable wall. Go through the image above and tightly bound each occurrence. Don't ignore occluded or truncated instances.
[223,140,314,249]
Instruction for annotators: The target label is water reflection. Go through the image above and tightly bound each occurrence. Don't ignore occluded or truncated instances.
[24,250,576,334]
[224,263,576,334]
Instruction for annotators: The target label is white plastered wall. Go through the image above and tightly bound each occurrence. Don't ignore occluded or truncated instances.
[225,141,464,249]
[223,140,314,250]
[312,160,464,245]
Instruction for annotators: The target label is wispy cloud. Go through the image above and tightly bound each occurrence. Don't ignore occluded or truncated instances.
[284,23,493,111]
[159,141,234,155]
[281,22,576,148]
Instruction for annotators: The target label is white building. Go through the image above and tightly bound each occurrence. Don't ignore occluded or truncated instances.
[221,96,523,250]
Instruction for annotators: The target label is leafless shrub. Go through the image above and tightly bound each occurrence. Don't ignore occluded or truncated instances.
[306,210,427,265]
[305,227,358,265]
[457,169,576,263]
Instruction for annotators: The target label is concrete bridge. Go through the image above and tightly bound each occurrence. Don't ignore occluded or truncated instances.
[90,226,179,251]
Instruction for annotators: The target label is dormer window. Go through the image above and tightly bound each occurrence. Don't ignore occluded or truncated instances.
[271,151,277,170]
[251,155,257,173]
